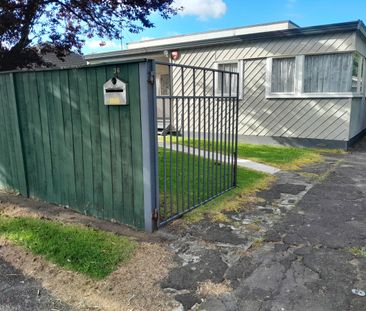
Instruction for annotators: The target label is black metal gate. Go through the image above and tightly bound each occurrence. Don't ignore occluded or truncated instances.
[154,61,239,226]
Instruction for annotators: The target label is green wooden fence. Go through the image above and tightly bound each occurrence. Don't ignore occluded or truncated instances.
[0,62,148,229]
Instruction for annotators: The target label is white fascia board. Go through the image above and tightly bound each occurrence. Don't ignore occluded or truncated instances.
[128,21,295,50]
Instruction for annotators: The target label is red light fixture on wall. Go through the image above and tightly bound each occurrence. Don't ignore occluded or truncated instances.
[171,50,180,61]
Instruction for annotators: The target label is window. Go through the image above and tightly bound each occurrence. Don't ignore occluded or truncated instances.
[271,58,295,93]
[217,62,238,96]
[352,52,364,93]
[304,53,353,93]
[266,52,366,98]
[159,74,170,96]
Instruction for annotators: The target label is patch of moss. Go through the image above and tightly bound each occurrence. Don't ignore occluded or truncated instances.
[349,247,366,257]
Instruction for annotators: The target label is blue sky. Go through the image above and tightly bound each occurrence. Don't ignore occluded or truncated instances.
[83,0,366,54]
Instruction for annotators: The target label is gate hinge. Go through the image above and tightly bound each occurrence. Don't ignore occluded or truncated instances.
[152,208,159,221]
[148,71,155,85]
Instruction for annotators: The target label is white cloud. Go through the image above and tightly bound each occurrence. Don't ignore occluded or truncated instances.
[174,0,227,20]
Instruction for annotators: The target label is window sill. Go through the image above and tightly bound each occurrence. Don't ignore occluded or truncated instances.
[266,93,364,99]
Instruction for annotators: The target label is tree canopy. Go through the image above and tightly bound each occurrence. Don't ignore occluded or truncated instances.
[0,0,176,70]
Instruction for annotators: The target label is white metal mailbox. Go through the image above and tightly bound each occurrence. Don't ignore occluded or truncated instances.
[103,77,128,106]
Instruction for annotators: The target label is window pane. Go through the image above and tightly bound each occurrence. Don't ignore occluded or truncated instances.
[160,74,170,96]
[361,58,364,94]
[218,63,238,95]
[304,53,353,93]
[271,58,295,93]
[352,53,362,93]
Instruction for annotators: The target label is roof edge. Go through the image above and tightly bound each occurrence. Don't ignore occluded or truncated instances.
[356,19,366,38]
[127,20,297,47]
[85,20,362,61]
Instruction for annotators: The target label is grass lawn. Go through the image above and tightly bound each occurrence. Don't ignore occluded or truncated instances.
[159,136,340,170]
[158,147,271,222]
[235,143,329,170]
[158,148,234,219]
[0,215,136,279]
[183,164,272,222]
[158,133,335,221]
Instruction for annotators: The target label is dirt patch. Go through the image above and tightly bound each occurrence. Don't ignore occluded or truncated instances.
[0,239,178,311]
[0,191,179,311]
[245,223,261,232]
[0,191,155,242]
[197,280,232,297]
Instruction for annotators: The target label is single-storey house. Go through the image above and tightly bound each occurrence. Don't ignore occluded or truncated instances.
[85,20,366,149]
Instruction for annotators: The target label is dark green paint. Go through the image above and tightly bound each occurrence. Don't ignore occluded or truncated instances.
[0,63,146,229]
[0,74,27,193]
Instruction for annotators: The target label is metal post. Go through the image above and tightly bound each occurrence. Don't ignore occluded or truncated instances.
[140,60,158,232]
[234,72,239,187]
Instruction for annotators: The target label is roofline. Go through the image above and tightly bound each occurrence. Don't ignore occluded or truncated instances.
[85,20,364,61]
[127,20,298,46]
[288,20,301,28]
[357,20,366,39]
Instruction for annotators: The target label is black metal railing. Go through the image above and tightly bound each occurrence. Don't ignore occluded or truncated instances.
[154,61,239,226]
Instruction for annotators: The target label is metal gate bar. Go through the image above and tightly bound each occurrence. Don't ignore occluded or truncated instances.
[154,61,239,226]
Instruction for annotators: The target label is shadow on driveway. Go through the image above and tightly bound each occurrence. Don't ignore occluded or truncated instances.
[0,258,74,311]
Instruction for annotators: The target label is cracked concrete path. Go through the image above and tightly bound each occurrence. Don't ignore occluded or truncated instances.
[0,257,74,311]
[159,141,366,310]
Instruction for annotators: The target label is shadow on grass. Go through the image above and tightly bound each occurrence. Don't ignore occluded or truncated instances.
[158,147,235,221]
[158,147,271,223]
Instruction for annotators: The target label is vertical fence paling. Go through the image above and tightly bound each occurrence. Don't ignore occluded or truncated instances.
[155,62,239,226]
[0,62,148,230]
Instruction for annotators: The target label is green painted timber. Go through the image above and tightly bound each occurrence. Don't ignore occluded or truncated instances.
[0,73,27,194]
[0,62,146,229]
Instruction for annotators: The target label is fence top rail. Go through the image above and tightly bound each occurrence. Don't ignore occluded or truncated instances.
[0,58,151,75]
[154,61,240,76]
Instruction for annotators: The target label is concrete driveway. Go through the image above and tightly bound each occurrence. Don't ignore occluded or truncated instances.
[160,140,366,310]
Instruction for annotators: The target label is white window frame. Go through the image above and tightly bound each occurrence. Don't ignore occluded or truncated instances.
[266,56,298,97]
[266,52,365,99]
[353,52,364,94]
[363,59,366,99]
[214,60,243,99]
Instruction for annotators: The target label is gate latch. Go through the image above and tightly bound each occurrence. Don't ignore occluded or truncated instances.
[148,71,155,85]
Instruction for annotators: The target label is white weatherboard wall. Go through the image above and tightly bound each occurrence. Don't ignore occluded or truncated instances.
[173,32,357,146]
[240,59,351,141]
[350,98,366,139]
[349,32,366,141]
